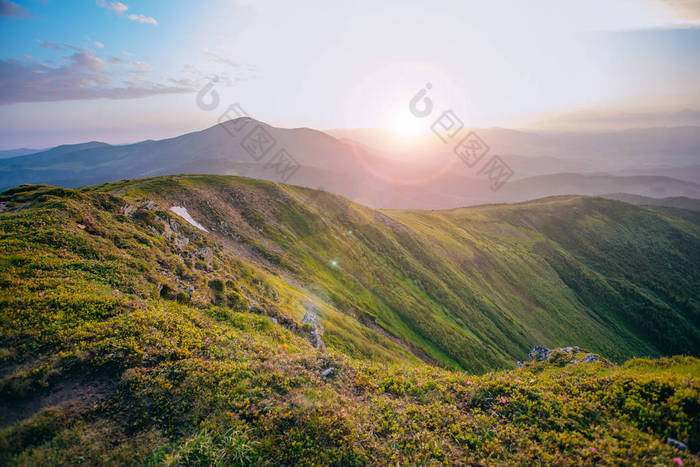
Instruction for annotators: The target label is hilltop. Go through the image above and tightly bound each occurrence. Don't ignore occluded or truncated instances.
[0,175,698,464]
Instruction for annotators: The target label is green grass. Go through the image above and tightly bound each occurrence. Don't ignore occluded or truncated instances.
[0,177,698,464]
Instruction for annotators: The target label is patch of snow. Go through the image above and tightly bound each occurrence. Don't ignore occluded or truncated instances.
[169,206,208,232]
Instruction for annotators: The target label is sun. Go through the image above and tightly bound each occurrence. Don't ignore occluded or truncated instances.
[390,112,426,141]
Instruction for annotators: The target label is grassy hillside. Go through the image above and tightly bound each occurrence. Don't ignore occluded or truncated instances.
[86,175,699,371]
[0,176,698,464]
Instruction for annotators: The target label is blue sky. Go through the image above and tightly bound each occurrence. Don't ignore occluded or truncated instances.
[1,0,699,148]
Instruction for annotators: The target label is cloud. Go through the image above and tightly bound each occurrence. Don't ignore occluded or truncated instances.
[131,60,151,71]
[107,56,123,65]
[97,0,128,13]
[0,52,193,105]
[37,40,64,51]
[127,14,157,25]
[96,0,157,25]
[0,0,29,18]
[36,40,94,53]
[94,41,105,49]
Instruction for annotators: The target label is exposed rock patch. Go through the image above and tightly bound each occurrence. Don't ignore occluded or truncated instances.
[518,345,608,368]
[302,306,325,350]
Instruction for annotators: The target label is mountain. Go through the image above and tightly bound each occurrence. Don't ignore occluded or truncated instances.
[603,193,700,212]
[615,165,700,184]
[3,119,700,210]
[330,126,700,174]
[0,148,41,159]
[3,175,698,369]
[1,176,698,463]
[495,173,700,203]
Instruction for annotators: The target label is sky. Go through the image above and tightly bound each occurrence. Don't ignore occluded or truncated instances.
[0,0,699,148]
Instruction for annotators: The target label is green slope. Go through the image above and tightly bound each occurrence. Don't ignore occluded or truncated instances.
[0,178,699,464]
[80,175,700,371]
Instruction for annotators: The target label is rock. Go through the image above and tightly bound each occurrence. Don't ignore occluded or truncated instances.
[194,247,214,267]
[516,361,523,368]
[302,312,321,327]
[321,367,336,378]
[302,310,325,350]
[667,438,688,451]
[121,202,137,217]
[140,200,159,211]
[529,346,551,362]
[271,317,278,324]
[162,221,189,249]
[582,353,600,363]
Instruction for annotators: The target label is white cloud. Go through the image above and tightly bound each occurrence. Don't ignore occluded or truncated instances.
[96,0,157,25]
[97,0,128,14]
[0,52,192,105]
[94,41,105,48]
[127,14,157,25]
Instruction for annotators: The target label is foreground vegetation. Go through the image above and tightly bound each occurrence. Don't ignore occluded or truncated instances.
[0,178,698,465]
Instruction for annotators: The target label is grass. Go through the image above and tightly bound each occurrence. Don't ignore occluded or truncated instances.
[0,177,698,464]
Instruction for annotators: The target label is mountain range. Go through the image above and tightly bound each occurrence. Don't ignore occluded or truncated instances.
[1,120,699,209]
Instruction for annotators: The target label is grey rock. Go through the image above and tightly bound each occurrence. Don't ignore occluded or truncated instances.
[529,346,551,362]
[140,200,159,211]
[121,202,137,217]
[194,247,214,266]
[321,367,336,378]
[302,311,321,327]
[582,353,600,363]
[302,311,325,350]
[667,437,688,451]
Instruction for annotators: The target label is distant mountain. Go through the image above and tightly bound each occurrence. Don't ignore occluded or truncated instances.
[0,148,41,159]
[496,173,700,203]
[2,119,699,209]
[602,193,700,212]
[330,126,700,171]
[614,165,700,184]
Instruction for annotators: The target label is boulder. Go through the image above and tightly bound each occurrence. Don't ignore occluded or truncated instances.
[582,353,600,363]
[302,310,325,350]
[529,346,551,362]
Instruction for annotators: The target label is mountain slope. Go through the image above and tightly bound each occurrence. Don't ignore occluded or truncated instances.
[0,177,698,464]
[5,175,695,372]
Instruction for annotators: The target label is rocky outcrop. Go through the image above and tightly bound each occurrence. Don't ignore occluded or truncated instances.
[529,346,551,362]
[194,247,214,268]
[302,308,325,350]
[518,345,607,367]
